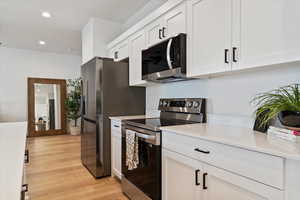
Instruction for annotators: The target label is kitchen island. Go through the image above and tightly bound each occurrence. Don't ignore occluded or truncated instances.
[0,122,27,200]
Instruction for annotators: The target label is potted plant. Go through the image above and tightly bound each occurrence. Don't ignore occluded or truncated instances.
[251,84,300,130]
[65,78,81,135]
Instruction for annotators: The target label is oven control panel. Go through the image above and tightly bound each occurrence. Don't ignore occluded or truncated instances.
[158,98,206,114]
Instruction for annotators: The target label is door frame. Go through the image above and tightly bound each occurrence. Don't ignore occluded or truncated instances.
[27,77,67,137]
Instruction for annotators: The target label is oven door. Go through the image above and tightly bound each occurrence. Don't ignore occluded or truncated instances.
[142,33,187,82]
[122,125,161,200]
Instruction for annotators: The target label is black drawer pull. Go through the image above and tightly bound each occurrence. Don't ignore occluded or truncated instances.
[194,148,210,154]
[195,169,201,186]
[113,125,120,128]
[203,173,208,190]
[24,149,29,164]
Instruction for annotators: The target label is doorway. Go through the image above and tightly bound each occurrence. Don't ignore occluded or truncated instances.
[27,78,67,137]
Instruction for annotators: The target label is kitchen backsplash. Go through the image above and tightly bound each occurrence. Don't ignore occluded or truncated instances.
[146,62,300,129]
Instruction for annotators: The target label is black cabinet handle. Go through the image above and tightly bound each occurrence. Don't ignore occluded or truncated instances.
[203,173,208,190]
[195,169,200,186]
[21,184,28,200]
[159,29,162,40]
[24,149,29,164]
[224,49,229,64]
[194,148,210,154]
[162,27,166,38]
[114,51,118,59]
[113,125,120,128]
[22,184,28,192]
[232,47,238,62]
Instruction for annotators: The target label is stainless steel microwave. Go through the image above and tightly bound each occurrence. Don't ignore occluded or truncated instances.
[142,33,188,83]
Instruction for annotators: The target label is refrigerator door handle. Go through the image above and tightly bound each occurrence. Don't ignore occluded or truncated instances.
[85,80,88,115]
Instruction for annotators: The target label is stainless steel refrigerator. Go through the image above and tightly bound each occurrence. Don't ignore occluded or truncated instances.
[81,57,145,178]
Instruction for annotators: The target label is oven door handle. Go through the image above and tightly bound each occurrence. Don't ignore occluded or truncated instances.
[136,132,156,141]
[166,38,173,69]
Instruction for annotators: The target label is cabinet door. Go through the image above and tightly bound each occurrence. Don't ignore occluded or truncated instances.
[111,132,122,179]
[187,0,232,77]
[146,17,164,47]
[111,133,117,176]
[163,2,187,39]
[108,47,117,60]
[116,39,129,61]
[203,164,284,200]
[232,0,300,70]
[115,137,122,179]
[129,30,147,86]
[162,149,203,200]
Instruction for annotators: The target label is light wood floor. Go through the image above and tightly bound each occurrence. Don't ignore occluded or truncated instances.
[26,135,128,200]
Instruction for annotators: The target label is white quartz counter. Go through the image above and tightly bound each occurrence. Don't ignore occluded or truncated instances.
[0,122,27,200]
[160,123,300,160]
[109,115,147,121]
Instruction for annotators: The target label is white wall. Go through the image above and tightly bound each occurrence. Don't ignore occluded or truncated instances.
[0,47,81,122]
[146,63,300,128]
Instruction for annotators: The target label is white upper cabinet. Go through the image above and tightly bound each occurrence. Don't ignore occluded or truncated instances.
[146,2,187,48]
[232,0,300,70]
[187,0,232,77]
[162,2,187,39]
[108,46,117,60]
[108,39,129,61]
[129,30,147,86]
[162,149,204,200]
[115,39,129,61]
[146,17,164,48]
[107,0,300,82]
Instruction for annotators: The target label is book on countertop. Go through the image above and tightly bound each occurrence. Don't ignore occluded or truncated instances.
[267,127,300,143]
[269,126,300,136]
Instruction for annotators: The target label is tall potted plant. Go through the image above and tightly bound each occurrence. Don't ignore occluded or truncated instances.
[65,78,81,135]
[251,84,300,130]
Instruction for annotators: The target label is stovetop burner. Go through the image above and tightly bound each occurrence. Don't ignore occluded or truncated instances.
[125,118,198,132]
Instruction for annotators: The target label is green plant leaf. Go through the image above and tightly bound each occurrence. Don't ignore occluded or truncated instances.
[251,84,300,127]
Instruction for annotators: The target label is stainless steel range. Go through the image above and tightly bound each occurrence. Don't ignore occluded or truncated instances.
[121,98,206,200]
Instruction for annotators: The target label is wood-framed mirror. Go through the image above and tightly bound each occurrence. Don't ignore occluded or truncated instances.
[27,78,67,137]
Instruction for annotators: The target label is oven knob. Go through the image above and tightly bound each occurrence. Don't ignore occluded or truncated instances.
[163,101,168,107]
[193,101,200,108]
[187,101,193,108]
[159,101,163,106]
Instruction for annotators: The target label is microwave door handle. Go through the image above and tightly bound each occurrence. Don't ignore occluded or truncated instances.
[166,38,173,69]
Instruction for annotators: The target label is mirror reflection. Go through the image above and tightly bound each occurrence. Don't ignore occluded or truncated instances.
[34,83,61,131]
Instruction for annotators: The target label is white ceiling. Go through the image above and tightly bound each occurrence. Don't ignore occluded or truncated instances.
[0,0,152,55]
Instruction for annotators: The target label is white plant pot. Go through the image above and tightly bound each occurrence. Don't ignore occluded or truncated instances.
[69,125,81,136]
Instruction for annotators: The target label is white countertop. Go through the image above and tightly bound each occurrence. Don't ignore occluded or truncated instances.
[109,115,147,121]
[0,122,27,200]
[160,123,300,160]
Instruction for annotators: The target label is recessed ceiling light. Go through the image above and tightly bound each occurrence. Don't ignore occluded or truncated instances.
[39,40,46,45]
[42,12,51,18]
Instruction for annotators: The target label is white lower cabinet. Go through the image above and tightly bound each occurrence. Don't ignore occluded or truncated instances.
[111,120,122,179]
[162,148,284,200]
[203,163,283,200]
[162,149,203,200]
